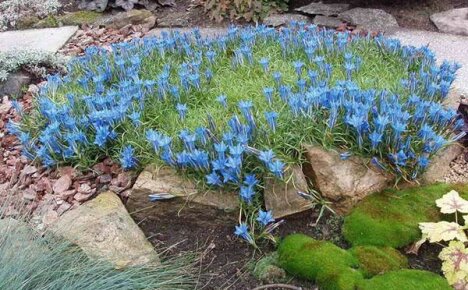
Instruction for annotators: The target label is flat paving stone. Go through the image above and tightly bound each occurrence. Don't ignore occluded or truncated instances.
[388,28,468,95]
[0,26,78,53]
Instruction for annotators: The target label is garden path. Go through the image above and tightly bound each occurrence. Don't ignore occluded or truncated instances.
[388,28,468,95]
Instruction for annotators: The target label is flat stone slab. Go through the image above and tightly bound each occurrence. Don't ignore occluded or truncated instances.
[431,8,468,36]
[295,3,350,17]
[339,8,398,32]
[0,26,78,53]
[387,28,468,95]
[263,14,311,27]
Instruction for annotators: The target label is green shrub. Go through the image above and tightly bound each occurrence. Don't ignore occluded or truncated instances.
[357,269,452,290]
[0,217,196,289]
[204,0,288,22]
[349,246,408,278]
[343,183,468,248]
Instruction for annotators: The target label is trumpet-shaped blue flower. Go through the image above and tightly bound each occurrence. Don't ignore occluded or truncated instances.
[120,145,137,169]
[257,210,274,226]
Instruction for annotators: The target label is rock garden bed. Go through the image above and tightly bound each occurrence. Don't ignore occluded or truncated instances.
[1,1,468,289]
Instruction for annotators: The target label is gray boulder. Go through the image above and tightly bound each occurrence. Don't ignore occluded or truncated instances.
[263,13,311,27]
[304,145,393,214]
[95,9,155,29]
[339,8,398,32]
[53,191,159,268]
[313,15,344,28]
[264,165,314,218]
[295,3,350,17]
[431,8,468,36]
[421,143,464,184]
[0,72,31,98]
[157,11,190,27]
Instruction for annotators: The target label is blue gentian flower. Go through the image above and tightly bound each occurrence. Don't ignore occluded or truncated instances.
[256,210,274,226]
[234,223,253,243]
[176,103,188,120]
[120,145,137,169]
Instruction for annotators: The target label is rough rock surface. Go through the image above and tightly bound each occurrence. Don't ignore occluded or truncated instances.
[95,9,155,29]
[0,72,31,98]
[129,165,238,213]
[157,11,190,27]
[53,191,159,268]
[431,8,468,37]
[339,8,398,32]
[79,0,109,12]
[444,148,468,184]
[263,13,311,27]
[264,166,314,218]
[295,3,350,17]
[313,15,344,28]
[421,143,464,184]
[304,146,393,214]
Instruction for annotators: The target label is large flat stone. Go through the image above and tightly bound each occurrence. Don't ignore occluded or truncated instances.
[295,3,350,17]
[0,26,78,53]
[431,8,468,36]
[339,8,398,32]
[387,28,468,96]
[263,13,311,27]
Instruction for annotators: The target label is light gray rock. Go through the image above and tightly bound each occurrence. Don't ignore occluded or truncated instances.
[304,145,393,214]
[95,9,155,29]
[313,15,343,28]
[421,143,464,184]
[339,8,398,32]
[295,2,350,17]
[0,26,78,53]
[157,11,190,27]
[79,0,109,12]
[264,165,314,218]
[0,72,31,98]
[387,28,468,97]
[129,165,238,212]
[53,191,159,268]
[431,8,468,36]
[263,13,311,27]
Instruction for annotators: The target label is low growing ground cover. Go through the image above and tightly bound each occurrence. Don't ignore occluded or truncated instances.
[7,23,464,243]
[277,233,452,290]
[343,183,468,248]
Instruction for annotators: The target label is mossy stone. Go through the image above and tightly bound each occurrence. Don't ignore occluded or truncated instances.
[349,246,408,278]
[357,269,452,290]
[59,11,103,26]
[17,16,40,29]
[278,234,362,284]
[343,183,468,248]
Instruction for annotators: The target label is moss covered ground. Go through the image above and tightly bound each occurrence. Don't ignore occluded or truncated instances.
[343,183,468,248]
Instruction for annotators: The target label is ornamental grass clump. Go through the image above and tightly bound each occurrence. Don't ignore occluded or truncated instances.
[8,23,463,242]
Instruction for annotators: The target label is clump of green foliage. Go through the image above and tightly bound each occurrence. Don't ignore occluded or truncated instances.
[0,215,195,289]
[204,0,288,22]
[357,269,452,290]
[277,233,451,290]
[343,183,468,248]
[349,245,408,278]
[0,49,65,81]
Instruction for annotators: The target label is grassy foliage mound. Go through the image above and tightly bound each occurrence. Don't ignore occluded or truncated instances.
[277,233,451,290]
[10,23,461,188]
[343,183,468,248]
[0,217,195,290]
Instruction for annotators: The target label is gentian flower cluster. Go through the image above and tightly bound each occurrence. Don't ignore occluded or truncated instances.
[9,22,464,244]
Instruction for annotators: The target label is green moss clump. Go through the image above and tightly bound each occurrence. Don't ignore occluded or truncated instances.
[252,253,286,283]
[59,11,103,26]
[33,15,60,28]
[349,246,408,278]
[278,234,363,288]
[358,269,452,290]
[343,183,468,248]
